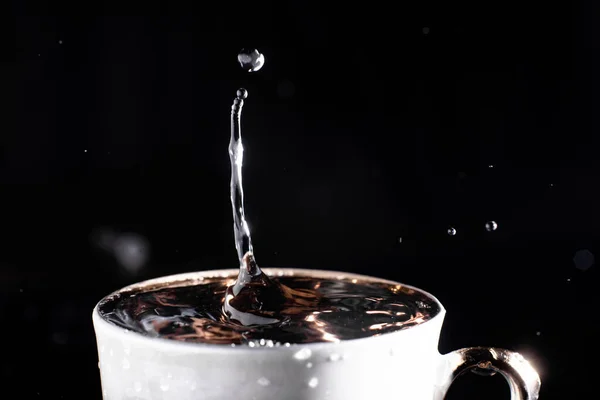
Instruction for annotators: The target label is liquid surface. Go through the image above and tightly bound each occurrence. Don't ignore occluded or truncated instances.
[98,275,440,345]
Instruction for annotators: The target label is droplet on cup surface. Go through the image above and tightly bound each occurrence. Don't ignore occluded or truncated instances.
[306,362,313,368]
[257,377,270,387]
[447,227,457,236]
[294,348,312,360]
[485,221,498,232]
[159,379,169,392]
[237,48,265,72]
[134,381,142,392]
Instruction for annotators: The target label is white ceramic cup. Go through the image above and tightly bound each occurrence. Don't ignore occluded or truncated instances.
[93,268,541,400]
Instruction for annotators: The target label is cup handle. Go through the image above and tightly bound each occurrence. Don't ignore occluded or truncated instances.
[435,347,541,400]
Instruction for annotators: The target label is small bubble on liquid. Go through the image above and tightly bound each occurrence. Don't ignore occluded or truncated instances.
[248,341,256,348]
[237,48,265,72]
[231,343,236,347]
[308,377,319,388]
[294,348,312,360]
[284,342,291,347]
[306,362,313,368]
[485,221,498,232]
[448,227,457,236]
[259,339,266,346]
[328,353,341,362]
[134,381,142,392]
[257,377,270,387]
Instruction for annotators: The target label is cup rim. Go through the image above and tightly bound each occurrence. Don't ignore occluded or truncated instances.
[93,268,446,353]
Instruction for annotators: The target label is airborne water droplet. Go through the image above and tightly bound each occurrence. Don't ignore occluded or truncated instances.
[447,227,457,236]
[237,48,265,72]
[485,221,498,232]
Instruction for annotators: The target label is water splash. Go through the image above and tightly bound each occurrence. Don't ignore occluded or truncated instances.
[228,88,255,269]
[223,89,319,326]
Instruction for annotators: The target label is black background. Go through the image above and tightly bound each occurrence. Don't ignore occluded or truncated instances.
[9,2,599,399]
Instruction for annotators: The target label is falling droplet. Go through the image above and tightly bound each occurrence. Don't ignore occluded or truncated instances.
[447,227,457,236]
[536,331,541,336]
[294,348,312,360]
[422,27,430,35]
[398,237,403,244]
[488,164,494,168]
[485,221,498,232]
[257,377,270,387]
[58,40,63,45]
[308,377,319,389]
[237,48,265,72]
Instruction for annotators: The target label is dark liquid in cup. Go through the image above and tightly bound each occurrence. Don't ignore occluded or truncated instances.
[97,274,440,345]
[99,89,440,345]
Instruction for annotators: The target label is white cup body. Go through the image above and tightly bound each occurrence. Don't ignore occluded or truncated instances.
[93,268,447,400]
